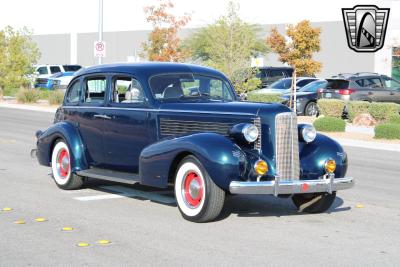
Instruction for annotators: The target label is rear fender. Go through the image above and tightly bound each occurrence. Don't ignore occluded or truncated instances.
[139,133,245,190]
[36,121,87,172]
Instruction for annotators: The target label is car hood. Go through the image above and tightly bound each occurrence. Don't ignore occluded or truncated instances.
[159,101,291,117]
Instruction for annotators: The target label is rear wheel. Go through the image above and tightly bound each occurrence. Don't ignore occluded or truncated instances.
[292,192,336,213]
[174,155,225,223]
[51,140,83,190]
[304,101,318,116]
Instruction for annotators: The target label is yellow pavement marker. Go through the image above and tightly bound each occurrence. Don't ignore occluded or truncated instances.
[77,242,90,247]
[355,204,365,208]
[2,207,13,212]
[14,220,26,224]
[62,227,74,231]
[35,217,47,222]
[97,240,111,245]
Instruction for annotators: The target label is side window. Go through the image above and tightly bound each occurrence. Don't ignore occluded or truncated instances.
[50,66,62,74]
[355,79,364,87]
[358,78,383,88]
[84,77,106,104]
[112,77,145,104]
[37,67,48,75]
[383,77,400,89]
[66,80,81,104]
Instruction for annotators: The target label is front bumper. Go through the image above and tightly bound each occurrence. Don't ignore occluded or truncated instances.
[229,174,354,195]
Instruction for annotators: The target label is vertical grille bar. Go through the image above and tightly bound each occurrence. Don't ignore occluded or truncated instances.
[275,112,300,180]
[254,117,262,151]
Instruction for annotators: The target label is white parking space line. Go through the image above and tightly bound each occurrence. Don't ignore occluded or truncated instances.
[74,185,176,204]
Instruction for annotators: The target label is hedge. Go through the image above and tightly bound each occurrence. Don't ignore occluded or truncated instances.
[246,93,283,103]
[317,99,345,118]
[348,101,371,121]
[313,116,346,132]
[389,115,400,124]
[368,102,400,122]
[374,123,400,139]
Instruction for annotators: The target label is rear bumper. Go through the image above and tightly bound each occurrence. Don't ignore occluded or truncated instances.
[229,175,354,195]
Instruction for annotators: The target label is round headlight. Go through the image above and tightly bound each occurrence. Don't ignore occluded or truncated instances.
[242,124,259,143]
[302,124,317,143]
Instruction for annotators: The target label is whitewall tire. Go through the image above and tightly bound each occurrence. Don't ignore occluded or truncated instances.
[51,140,83,190]
[174,155,225,222]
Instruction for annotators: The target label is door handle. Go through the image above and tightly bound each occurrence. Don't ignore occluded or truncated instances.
[93,114,112,120]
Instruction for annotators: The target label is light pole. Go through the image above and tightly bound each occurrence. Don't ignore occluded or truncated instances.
[98,0,103,65]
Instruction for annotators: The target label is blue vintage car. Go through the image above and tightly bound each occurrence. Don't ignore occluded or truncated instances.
[34,63,354,222]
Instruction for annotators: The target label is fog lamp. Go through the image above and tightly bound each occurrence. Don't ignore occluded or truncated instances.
[324,159,336,173]
[254,160,268,175]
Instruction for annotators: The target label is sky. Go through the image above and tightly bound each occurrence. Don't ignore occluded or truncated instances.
[0,0,398,35]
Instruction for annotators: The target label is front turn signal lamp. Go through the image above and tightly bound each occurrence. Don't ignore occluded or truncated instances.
[324,159,336,173]
[254,160,268,175]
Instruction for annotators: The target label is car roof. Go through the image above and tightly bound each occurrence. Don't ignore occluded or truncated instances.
[74,62,226,79]
[257,66,293,70]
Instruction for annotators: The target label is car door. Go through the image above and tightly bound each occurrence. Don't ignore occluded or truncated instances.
[75,75,108,167]
[382,76,400,104]
[102,75,151,173]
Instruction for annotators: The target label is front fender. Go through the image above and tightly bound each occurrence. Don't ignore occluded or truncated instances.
[36,121,88,172]
[299,133,348,179]
[139,133,245,190]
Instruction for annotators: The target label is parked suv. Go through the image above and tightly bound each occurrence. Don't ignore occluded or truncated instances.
[319,73,400,103]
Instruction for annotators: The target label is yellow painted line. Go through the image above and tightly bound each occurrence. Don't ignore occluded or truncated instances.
[77,242,90,247]
[62,227,74,231]
[2,207,12,212]
[35,217,47,222]
[97,240,111,245]
[14,220,26,224]
[355,204,365,208]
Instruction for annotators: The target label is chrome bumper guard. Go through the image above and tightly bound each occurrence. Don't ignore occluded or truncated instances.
[229,174,354,195]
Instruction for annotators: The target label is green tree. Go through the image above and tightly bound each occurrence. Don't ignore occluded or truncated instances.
[184,1,268,93]
[141,0,191,62]
[0,26,40,94]
[266,20,322,76]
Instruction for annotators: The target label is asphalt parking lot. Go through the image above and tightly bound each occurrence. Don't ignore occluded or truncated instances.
[0,107,399,266]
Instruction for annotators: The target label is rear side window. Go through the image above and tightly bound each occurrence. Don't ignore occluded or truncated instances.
[66,80,81,104]
[84,77,107,103]
[326,79,350,89]
[297,79,315,87]
[355,78,383,88]
[50,66,62,74]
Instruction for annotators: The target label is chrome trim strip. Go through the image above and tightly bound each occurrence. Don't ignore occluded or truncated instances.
[229,177,354,195]
[62,106,255,116]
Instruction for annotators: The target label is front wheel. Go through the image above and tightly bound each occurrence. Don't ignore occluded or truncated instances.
[292,192,336,213]
[174,155,225,223]
[51,140,83,190]
[304,101,318,116]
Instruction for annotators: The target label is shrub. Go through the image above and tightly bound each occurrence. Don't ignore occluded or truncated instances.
[348,101,371,121]
[16,88,40,103]
[317,99,345,118]
[374,123,400,139]
[247,93,283,103]
[48,90,64,105]
[368,102,400,122]
[313,116,346,132]
[3,87,20,97]
[388,115,400,124]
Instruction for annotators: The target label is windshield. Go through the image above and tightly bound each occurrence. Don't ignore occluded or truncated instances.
[149,73,235,102]
[270,78,292,89]
[299,80,327,92]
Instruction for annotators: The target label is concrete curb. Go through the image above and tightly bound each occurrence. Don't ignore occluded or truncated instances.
[334,138,400,152]
[0,103,57,113]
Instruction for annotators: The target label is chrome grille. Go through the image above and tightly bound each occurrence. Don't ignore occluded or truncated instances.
[254,117,262,151]
[275,112,300,180]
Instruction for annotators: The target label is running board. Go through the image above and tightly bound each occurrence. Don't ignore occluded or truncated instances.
[77,168,140,185]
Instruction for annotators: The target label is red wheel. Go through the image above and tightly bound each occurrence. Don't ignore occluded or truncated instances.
[183,171,204,208]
